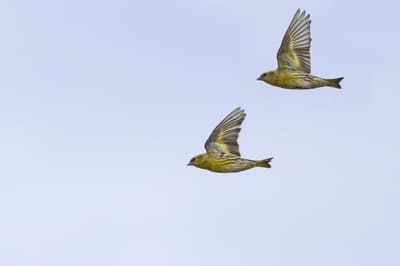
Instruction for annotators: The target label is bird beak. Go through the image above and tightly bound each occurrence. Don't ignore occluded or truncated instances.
[187,162,192,166]
[256,76,262,81]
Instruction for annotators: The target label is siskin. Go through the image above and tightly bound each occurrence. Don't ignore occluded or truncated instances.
[257,9,343,89]
[187,107,273,173]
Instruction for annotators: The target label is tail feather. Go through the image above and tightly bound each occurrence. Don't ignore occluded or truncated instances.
[256,157,273,168]
[326,77,344,89]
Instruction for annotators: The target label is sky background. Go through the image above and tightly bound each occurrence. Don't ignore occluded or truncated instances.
[0,0,399,265]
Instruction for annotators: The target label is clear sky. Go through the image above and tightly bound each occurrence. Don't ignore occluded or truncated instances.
[0,0,399,265]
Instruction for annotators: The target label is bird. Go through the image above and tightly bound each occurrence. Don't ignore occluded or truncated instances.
[187,107,273,173]
[257,9,343,89]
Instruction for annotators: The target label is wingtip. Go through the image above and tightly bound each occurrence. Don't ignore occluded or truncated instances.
[232,107,246,116]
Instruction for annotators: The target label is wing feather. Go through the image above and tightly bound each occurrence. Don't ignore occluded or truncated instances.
[277,9,312,73]
[205,107,245,157]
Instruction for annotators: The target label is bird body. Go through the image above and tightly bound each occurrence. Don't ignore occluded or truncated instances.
[188,107,273,173]
[257,9,343,89]
[259,69,343,89]
[189,153,272,173]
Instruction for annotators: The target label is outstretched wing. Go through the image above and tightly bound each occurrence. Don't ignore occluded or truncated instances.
[205,107,245,157]
[277,9,311,73]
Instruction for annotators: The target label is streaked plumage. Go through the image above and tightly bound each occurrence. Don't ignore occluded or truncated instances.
[187,107,273,173]
[257,9,343,89]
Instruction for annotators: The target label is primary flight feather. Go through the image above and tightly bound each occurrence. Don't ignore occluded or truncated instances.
[188,107,273,173]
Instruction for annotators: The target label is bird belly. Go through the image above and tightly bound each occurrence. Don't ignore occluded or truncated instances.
[277,72,313,89]
[208,157,256,173]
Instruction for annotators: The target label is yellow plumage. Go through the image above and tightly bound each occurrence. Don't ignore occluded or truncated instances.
[187,107,273,173]
[257,9,343,89]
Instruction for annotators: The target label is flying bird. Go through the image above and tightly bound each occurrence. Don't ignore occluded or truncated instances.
[257,9,343,89]
[187,107,273,173]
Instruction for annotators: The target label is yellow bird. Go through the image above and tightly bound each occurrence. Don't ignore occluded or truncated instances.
[187,107,273,173]
[257,9,343,89]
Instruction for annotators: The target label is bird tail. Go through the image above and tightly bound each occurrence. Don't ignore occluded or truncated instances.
[256,157,273,168]
[325,77,344,89]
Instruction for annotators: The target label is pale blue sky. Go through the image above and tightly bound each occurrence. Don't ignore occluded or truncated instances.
[0,1,399,265]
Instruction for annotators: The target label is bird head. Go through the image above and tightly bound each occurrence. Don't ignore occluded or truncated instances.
[257,72,271,83]
[187,154,205,168]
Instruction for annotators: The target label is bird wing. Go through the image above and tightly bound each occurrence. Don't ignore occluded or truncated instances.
[204,107,246,157]
[277,9,311,73]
